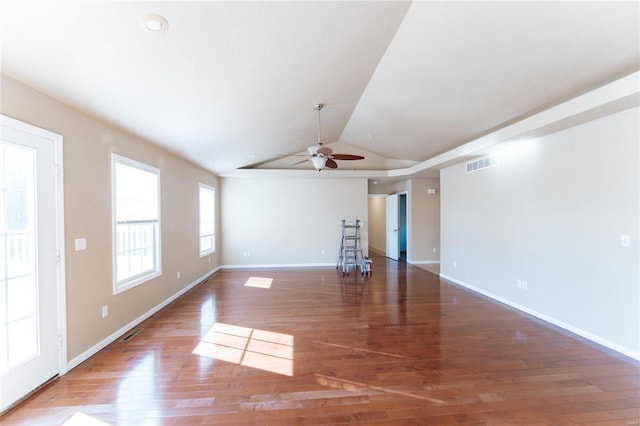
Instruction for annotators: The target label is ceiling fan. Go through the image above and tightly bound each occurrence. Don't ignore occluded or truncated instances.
[294,104,365,171]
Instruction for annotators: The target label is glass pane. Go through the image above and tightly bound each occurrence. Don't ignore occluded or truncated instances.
[7,316,37,368]
[0,325,7,371]
[6,275,36,323]
[115,162,158,222]
[4,145,34,192]
[117,251,130,282]
[6,233,35,279]
[201,219,214,236]
[6,191,33,232]
[201,236,213,252]
[1,142,38,373]
[0,235,5,281]
[0,280,6,328]
[129,250,143,277]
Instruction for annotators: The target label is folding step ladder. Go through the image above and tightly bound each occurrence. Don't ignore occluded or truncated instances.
[336,219,366,276]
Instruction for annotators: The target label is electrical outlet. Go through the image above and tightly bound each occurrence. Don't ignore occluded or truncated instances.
[101,305,109,318]
[321,249,325,255]
[177,271,181,279]
[517,279,522,289]
[208,256,211,264]
[433,247,437,253]
[453,260,457,268]
[522,281,528,290]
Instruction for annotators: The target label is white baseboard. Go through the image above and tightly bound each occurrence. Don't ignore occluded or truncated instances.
[439,273,640,362]
[67,266,221,371]
[409,260,440,265]
[220,262,335,269]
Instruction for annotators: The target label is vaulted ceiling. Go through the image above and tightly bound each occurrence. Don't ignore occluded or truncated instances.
[1,1,638,179]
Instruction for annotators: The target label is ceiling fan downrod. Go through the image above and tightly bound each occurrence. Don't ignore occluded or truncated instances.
[314,103,324,147]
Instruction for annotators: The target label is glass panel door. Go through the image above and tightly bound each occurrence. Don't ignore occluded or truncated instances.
[0,117,61,412]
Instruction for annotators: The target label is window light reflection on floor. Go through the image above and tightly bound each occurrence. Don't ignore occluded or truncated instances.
[244,276,273,288]
[63,412,111,425]
[193,322,293,376]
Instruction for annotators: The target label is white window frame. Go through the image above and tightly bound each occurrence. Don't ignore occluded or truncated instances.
[198,183,216,257]
[111,154,161,294]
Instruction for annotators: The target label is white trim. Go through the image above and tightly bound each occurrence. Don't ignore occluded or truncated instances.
[439,273,640,361]
[0,115,68,376]
[67,267,220,371]
[408,260,440,265]
[220,262,335,269]
[53,129,67,375]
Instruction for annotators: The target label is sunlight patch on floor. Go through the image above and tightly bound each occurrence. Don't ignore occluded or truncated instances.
[244,276,273,288]
[193,322,293,376]
[63,412,111,425]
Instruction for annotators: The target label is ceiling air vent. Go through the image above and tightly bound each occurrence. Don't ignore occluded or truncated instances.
[466,154,499,173]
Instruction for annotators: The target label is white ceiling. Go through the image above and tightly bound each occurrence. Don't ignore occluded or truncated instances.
[1,1,639,179]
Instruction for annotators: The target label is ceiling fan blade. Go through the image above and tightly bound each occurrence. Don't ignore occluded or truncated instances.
[317,147,333,156]
[331,154,365,161]
[325,159,338,169]
[291,159,308,166]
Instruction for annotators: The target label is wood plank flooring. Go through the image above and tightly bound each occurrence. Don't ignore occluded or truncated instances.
[2,255,639,425]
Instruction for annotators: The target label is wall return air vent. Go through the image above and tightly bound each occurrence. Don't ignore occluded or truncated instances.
[466,154,499,173]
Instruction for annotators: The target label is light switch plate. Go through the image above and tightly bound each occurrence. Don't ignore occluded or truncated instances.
[75,238,87,251]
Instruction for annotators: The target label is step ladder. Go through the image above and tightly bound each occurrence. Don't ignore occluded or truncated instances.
[336,219,366,276]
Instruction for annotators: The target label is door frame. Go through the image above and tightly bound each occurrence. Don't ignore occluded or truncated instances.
[385,191,409,261]
[386,193,400,260]
[398,193,407,259]
[1,115,67,380]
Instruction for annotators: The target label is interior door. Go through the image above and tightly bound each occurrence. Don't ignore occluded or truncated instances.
[386,193,399,261]
[1,117,61,412]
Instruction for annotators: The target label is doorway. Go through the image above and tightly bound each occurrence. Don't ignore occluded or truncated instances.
[0,116,65,412]
[385,192,407,261]
[399,194,407,261]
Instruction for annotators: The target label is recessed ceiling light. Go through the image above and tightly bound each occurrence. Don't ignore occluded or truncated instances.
[140,14,169,33]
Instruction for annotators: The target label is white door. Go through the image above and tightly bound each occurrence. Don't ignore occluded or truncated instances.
[386,193,399,261]
[1,117,62,412]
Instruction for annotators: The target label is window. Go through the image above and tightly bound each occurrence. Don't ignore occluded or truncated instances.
[199,183,215,256]
[112,154,161,293]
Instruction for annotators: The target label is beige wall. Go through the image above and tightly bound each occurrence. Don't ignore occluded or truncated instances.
[407,179,440,262]
[1,75,220,361]
[367,195,386,254]
[220,177,368,266]
[440,106,640,358]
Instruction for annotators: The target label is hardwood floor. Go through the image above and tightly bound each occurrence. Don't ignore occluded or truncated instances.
[2,255,639,425]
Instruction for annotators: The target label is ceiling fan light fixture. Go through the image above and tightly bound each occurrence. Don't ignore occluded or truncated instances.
[298,102,364,171]
[311,156,327,171]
